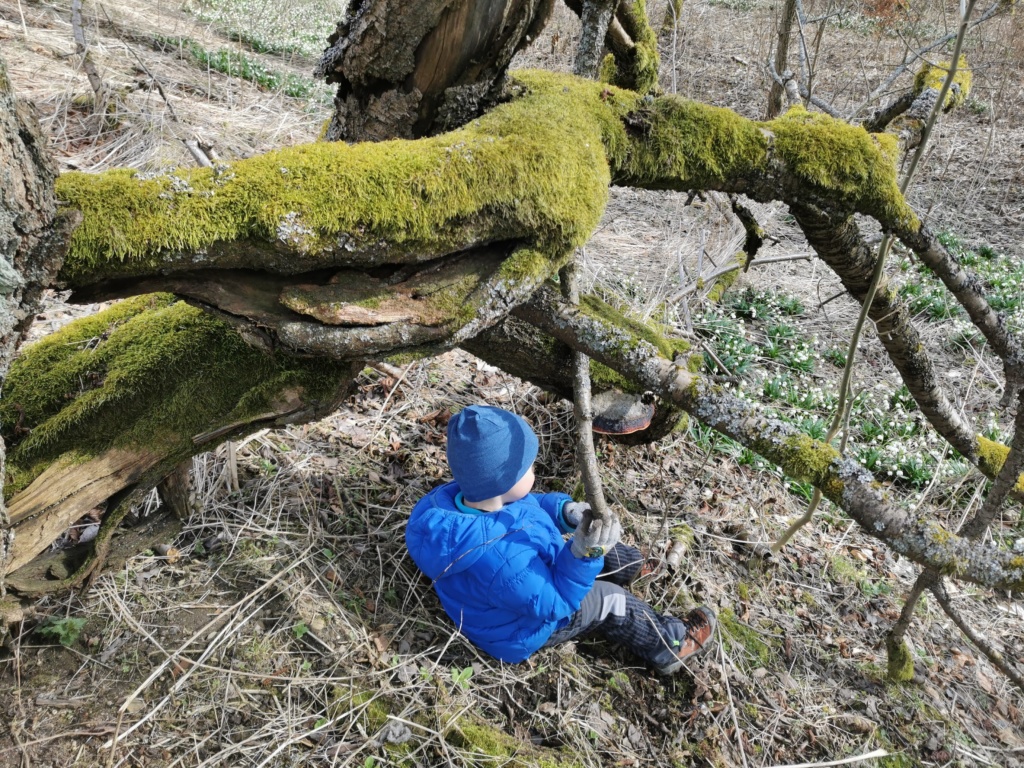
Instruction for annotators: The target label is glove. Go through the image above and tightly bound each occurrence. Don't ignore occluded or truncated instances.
[570,510,621,559]
[559,501,590,532]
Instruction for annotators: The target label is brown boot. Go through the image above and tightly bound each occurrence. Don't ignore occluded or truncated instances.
[651,607,717,675]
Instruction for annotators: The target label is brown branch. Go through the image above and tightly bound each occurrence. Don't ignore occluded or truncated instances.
[766,0,798,118]
[895,225,1024,406]
[931,579,1024,692]
[70,0,105,101]
[767,62,842,118]
[559,263,612,521]
[793,207,978,460]
[514,286,1024,591]
[863,91,917,133]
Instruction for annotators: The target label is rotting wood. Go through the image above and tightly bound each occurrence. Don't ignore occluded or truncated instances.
[5,508,182,596]
[5,449,162,573]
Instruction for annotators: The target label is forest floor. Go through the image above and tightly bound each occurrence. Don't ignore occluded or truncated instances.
[1,0,1024,766]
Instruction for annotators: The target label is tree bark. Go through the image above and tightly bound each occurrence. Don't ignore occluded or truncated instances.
[0,56,79,595]
[315,0,554,140]
[575,0,617,79]
[767,0,798,119]
[461,316,687,444]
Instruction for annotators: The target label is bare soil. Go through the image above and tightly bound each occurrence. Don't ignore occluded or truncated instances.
[2,1,1024,767]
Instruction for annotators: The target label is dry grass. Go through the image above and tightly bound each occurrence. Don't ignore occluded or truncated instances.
[4,356,1022,766]
[0,0,333,170]
[2,0,1024,766]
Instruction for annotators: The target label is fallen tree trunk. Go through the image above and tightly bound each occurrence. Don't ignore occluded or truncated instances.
[0,295,357,576]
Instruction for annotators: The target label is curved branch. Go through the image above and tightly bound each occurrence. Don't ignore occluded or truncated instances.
[931,580,1024,692]
[792,206,977,459]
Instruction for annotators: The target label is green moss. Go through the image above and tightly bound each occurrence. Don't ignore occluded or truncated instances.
[769,106,915,227]
[58,70,921,299]
[670,523,695,549]
[717,607,773,665]
[329,687,391,731]
[775,434,844,497]
[447,719,581,767]
[914,56,971,110]
[736,581,750,601]
[976,435,1024,494]
[610,0,660,95]
[884,636,915,683]
[1,296,349,498]
[598,53,617,85]
[705,252,746,303]
[384,348,434,366]
[57,71,613,286]
[354,294,384,309]
[589,360,636,392]
[496,246,566,285]
[662,0,684,31]
[423,272,485,329]
[829,554,864,584]
[579,294,690,361]
[615,97,768,190]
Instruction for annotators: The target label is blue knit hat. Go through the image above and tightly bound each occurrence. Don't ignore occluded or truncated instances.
[446,405,539,502]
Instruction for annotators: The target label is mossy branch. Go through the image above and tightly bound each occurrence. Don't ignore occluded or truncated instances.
[515,285,1024,591]
[56,73,613,289]
[58,71,922,295]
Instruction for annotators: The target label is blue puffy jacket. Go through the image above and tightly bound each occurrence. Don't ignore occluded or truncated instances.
[405,481,603,662]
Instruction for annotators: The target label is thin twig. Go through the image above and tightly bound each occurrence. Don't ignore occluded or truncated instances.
[766,749,890,768]
[847,0,1004,121]
[931,580,1024,692]
[560,261,612,521]
[70,0,105,100]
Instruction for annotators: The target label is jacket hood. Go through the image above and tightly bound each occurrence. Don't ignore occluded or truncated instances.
[405,482,496,581]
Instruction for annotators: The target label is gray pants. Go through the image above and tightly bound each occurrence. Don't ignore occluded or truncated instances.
[542,543,679,666]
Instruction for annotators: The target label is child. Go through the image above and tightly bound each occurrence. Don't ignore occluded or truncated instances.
[405,404,715,674]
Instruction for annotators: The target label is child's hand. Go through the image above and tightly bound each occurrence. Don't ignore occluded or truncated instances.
[570,510,621,559]
[561,501,590,530]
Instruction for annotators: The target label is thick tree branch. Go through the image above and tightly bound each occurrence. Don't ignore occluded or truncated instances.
[1,55,74,597]
[0,296,357,577]
[515,286,1024,591]
[460,316,687,445]
[886,387,1024,679]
